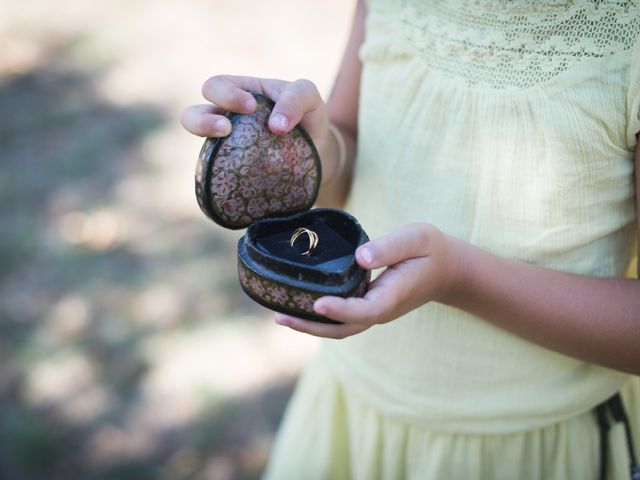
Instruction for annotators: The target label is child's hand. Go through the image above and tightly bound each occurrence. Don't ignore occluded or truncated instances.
[274,223,466,338]
[180,75,330,153]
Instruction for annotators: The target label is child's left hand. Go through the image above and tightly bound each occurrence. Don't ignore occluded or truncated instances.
[274,223,466,338]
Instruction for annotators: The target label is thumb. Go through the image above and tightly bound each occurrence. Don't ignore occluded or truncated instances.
[355,223,436,269]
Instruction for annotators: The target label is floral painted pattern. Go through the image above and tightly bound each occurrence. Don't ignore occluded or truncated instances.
[197,94,320,228]
[237,261,369,318]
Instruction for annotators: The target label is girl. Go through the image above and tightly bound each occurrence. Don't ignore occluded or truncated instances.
[181,1,640,478]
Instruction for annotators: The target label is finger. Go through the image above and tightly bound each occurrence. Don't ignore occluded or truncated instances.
[314,260,428,324]
[269,79,324,134]
[201,75,287,114]
[274,313,368,339]
[201,75,260,113]
[355,223,436,269]
[180,104,232,137]
[313,290,392,325]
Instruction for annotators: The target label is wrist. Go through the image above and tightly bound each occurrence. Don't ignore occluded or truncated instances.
[439,235,475,306]
[319,123,347,189]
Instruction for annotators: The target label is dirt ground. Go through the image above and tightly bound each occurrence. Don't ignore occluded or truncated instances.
[0,1,355,478]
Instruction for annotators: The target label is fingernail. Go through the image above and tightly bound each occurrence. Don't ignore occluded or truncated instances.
[358,246,374,265]
[214,118,230,134]
[271,113,289,130]
[244,98,255,112]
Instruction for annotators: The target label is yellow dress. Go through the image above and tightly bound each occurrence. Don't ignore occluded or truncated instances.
[264,1,640,478]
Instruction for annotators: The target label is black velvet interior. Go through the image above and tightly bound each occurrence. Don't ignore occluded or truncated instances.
[250,210,361,272]
[256,223,353,269]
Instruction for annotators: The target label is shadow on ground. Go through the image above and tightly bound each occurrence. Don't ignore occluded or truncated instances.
[0,42,293,480]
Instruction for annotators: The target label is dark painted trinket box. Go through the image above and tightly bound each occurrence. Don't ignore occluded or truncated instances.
[195,93,369,323]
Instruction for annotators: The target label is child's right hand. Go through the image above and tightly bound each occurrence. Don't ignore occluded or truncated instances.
[180,75,331,151]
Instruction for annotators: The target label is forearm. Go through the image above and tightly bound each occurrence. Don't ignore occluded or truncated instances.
[445,239,640,374]
[315,124,356,208]
[315,0,364,209]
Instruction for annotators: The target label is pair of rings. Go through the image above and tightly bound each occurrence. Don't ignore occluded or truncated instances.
[290,227,319,257]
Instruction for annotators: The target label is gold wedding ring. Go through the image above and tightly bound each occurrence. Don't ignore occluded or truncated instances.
[290,227,319,257]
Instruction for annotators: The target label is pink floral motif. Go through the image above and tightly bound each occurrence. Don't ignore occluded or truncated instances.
[271,182,287,197]
[268,198,283,211]
[292,292,315,312]
[292,158,309,177]
[266,285,287,305]
[247,197,268,218]
[298,142,312,158]
[283,186,307,208]
[265,148,285,166]
[262,173,280,190]
[218,196,244,221]
[248,277,265,297]
[277,171,292,185]
[213,144,232,170]
[304,176,316,196]
[238,177,257,199]
[280,141,297,164]
[238,264,248,284]
[204,95,319,226]
[211,170,237,198]
[247,161,265,180]
[257,134,272,149]
[231,122,258,146]
[228,148,245,170]
[244,145,260,163]
[238,262,369,316]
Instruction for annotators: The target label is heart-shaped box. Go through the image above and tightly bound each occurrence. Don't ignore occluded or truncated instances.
[195,93,369,323]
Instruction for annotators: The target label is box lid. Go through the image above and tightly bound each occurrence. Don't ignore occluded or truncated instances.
[195,93,322,229]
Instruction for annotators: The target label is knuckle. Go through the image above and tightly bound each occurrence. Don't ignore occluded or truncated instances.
[275,93,303,117]
[414,223,435,249]
[201,85,219,103]
[280,83,301,102]
[275,99,298,114]
[420,222,437,236]
[195,115,211,135]
[201,75,222,95]
[294,78,321,105]
[293,78,317,93]
[201,75,239,104]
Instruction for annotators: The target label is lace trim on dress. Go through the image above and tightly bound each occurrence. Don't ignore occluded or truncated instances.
[398,0,640,89]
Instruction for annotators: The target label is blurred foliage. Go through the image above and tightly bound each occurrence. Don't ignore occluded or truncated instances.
[0,0,355,477]
[0,29,301,480]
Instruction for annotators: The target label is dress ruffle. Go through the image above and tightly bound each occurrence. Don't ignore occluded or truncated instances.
[264,355,640,480]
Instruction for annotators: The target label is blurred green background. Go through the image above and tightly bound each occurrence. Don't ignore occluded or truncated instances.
[0,1,354,478]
